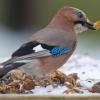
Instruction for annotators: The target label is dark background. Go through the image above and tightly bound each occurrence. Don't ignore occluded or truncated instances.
[0,0,100,59]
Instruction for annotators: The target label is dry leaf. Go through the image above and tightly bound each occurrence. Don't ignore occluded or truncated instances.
[0,69,37,93]
[64,86,82,94]
[22,75,36,90]
[0,69,80,94]
[65,73,79,86]
[49,70,66,85]
[10,69,25,80]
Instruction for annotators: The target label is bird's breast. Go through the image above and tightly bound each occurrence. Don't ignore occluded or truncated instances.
[38,52,73,75]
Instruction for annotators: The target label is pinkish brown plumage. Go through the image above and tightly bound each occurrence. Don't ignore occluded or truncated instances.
[0,7,95,79]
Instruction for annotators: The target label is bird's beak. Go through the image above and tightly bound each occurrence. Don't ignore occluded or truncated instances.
[74,19,96,30]
[84,19,96,30]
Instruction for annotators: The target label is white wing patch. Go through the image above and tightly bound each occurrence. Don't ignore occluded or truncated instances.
[33,45,46,52]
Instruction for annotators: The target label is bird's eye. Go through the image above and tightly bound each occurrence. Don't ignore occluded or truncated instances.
[77,12,83,18]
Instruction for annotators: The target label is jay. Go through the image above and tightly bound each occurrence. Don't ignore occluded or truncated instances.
[0,7,95,79]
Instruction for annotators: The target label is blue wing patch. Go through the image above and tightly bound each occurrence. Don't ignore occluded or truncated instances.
[51,47,71,57]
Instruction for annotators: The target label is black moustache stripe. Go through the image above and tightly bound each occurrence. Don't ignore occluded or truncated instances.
[74,20,85,26]
[74,20,96,30]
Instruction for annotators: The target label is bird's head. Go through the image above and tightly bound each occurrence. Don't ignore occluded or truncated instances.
[48,7,96,34]
[62,7,96,34]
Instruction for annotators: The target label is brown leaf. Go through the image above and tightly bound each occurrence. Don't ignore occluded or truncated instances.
[48,70,66,85]
[22,75,36,90]
[65,73,79,86]
[64,87,82,94]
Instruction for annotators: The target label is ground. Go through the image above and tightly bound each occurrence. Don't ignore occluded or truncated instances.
[0,54,100,94]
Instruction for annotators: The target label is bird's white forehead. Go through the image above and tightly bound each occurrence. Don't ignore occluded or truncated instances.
[70,7,86,16]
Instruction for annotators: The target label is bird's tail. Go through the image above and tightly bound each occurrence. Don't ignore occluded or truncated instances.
[0,50,51,78]
[0,62,25,78]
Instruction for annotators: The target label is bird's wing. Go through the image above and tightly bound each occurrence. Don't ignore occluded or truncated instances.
[0,50,51,66]
[0,41,72,66]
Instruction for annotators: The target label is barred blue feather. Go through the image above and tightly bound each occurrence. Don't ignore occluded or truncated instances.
[51,47,71,57]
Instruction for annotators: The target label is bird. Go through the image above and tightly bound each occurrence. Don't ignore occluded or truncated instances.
[0,7,95,79]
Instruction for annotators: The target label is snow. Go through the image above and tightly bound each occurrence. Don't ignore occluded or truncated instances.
[59,54,100,80]
[32,54,100,95]
[32,85,67,95]
[0,54,100,95]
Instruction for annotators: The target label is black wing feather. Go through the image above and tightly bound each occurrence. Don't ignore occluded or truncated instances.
[12,41,56,57]
[12,41,39,57]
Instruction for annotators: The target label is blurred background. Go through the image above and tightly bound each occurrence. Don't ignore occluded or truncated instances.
[0,0,100,59]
